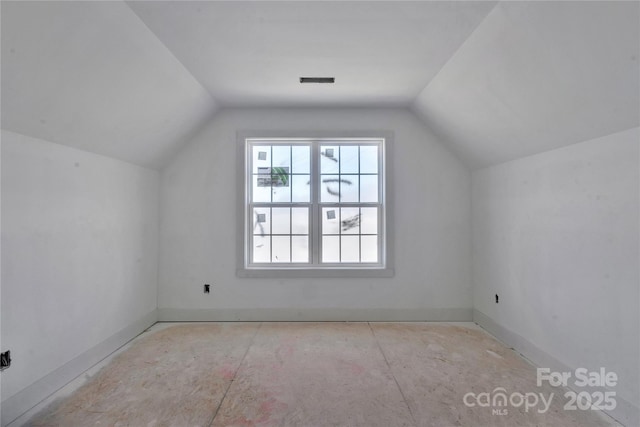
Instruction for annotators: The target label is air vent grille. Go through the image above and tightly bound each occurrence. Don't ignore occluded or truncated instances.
[300,77,335,84]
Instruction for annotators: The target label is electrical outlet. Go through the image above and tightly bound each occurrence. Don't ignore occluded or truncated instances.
[204,284,210,294]
[1,350,11,371]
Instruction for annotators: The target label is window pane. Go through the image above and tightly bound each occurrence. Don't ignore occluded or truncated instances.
[272,236,290,262]
[292,145,310,174]
[291,208,309,234]
[340,175,359,202]
[272,145,291,170]
[360,207,378,234]
[361,235,378,262]
[322,236,340,263]
[360,145,378,174]
[253,208,270,236]
[320,146,339,174]
[360,174,378,203]
[271,208,290,235]
[340,208,360,235]
[253,235,270,262]
[320,175,340,203]
[252,175,272,203]
[291,175,310,202]
[271,175,291,203]
[252,146,271,174]
[340,146,359,173]
[341,236,359,263]
[322,208,340,235]
[291,236,309,263]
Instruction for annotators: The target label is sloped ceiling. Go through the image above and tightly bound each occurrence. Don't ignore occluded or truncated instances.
[1,1,219,169]
[412,1,640,168]
[1,1,638,170]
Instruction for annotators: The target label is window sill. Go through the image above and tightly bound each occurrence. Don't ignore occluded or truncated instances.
[236,267,395,278]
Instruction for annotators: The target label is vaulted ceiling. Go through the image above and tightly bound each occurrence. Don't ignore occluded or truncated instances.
[2,1,638,169]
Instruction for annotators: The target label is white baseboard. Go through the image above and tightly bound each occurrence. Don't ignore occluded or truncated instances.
[157,307,473,322]
[1,309,157,427]
[474,309,639,427]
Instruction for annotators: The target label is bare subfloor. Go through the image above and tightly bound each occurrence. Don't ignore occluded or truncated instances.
[26,323,616,427]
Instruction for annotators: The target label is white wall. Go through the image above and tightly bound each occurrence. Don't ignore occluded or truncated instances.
[158,108,471,321]
[0,130,3,426]
[1,130,159,425]
[472,127,639,425]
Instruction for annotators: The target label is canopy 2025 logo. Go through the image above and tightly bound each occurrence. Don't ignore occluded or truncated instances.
[462,367,617,416]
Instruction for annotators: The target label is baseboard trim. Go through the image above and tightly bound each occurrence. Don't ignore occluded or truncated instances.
[157,307,473,322]
[473,309,639,427]
[1,309,157,427]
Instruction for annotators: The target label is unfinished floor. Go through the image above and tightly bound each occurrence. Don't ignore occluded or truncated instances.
[22,322,616,427]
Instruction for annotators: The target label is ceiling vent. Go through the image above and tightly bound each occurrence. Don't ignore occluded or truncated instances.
[300,77,335,84]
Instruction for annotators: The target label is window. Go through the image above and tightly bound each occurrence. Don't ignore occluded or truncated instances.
[237,132,393,277]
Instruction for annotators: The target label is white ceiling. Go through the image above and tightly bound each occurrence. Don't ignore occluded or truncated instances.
[126,1,496,107]
[1,1,218,168]
[412,1,640,168]
[1,1,638,169]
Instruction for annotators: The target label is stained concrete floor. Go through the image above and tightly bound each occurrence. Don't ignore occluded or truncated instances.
[23,322,617,427]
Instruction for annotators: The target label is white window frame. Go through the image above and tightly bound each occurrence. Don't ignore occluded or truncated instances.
[236,130,394,278]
